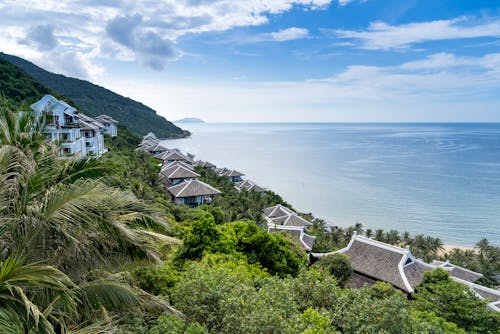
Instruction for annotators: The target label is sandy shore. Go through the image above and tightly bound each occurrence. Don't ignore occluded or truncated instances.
[439,244,476,256]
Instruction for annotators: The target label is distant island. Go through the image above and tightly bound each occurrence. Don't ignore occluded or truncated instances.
[175,117,205,123]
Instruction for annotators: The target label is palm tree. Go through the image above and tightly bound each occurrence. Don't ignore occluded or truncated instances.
[365,228,373,238]
[0,100,181,329]
[385,230,400,245]
[353,222,364,235]
[475,238,490,255]
[0,255,76,334]
[401,231,411,246]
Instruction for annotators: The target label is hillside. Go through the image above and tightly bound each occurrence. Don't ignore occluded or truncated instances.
[0,52,189,138]
[0,57,67,106]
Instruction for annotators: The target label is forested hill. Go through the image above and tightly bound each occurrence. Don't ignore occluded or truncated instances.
[0,57,69,106]
[0,52,189,138]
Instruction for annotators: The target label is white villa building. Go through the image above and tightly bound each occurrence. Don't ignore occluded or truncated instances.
[95,114,118,137]
[30,95,115,158]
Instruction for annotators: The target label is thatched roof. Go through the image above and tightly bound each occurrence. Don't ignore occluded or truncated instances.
[271,214,312,227]
[194,160,216,168]
[338,236,414,292]
[96,114,119,124]
[158,151,191,162]
[162,160,194,172]
[168,180,221,198]
[235,180,266,193]
[77,113,104,130]
[312,235,500,306]
[267,225,316,251]
[262,204,294,218]
[430,260,483,283]
[161,165,200,180]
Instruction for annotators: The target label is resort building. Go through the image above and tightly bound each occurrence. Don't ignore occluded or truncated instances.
[161,160,195,172]
[223,169,245,182]
[312,234,500,311]
[262,204,313,227]
[263,204,316,250]
[95,114,118,137]
[31,95,87,158]
[160,164,200,185]
[30,95,114,159]
[155,150,193,164]
[235,180,267,193]
[167,179,221,207]
[268,225,316,251]
[193,160,217,170]
[77,113,107,157]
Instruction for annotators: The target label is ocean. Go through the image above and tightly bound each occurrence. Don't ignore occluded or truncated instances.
[161,123,500,246]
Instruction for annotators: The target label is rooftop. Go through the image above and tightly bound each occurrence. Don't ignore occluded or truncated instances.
[168,179,221,198]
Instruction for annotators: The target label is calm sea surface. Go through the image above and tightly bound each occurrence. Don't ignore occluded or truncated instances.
[162,123,500,246]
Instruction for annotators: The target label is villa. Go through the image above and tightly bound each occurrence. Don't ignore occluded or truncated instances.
[268,224,316,251]
[76,113,107,157]
[194,160,217,170]
[95,114,118,137]
[223,169,245,182]
[235,180,267,193]
[31,95,86,158]
[156,150,193,164]
[160,164,200,185]
[30,95,116,159]
[263,204,313,227]
[167,179,221,207]
[312,234,500,311]
[263,204,316,250]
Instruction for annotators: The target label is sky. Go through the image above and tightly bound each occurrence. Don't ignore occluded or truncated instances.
[1,0,500,122]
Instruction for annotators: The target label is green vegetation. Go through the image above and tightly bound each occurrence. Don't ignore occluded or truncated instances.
[0,57,68,106]
[0,52,188,138]
[1,95,499,333]
[312,253,353,286]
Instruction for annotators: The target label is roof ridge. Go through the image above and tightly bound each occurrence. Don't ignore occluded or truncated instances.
[176,180,192,197]
[438,261,484,276]
[353,235,409,255]
[168,166,182,178]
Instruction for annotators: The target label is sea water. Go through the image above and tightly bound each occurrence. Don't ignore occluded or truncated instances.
[161,123,500,246]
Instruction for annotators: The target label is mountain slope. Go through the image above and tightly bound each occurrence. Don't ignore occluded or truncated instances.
[0,57,66,106]
[0,52,189,138]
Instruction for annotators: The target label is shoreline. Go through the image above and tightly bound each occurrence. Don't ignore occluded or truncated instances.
[439,244,476,256]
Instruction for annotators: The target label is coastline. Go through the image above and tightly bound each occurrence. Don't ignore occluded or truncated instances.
[439,244,476,256]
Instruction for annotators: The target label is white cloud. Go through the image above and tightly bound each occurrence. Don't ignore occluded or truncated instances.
[338,0,355,6]
[0,0,332,78]
[335,17,500,50]
[269,27,309,41]
[102,52,500,122]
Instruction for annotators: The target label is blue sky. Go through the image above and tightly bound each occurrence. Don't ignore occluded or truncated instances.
[1,0,499,122]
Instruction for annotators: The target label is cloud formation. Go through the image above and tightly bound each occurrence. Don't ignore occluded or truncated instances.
[269,27,309,41]
[0,0,333,78]
[106,14,178,70]
[335,17,500,50]
[22,25,59,51]
[106,52,500,122]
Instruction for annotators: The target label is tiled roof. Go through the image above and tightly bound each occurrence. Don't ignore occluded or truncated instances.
[162,160,194,171]
[430,260,483,283]
[271,214,313,227]
[262,204,295,218]
[313,235,500,307]
[168,180,221,198]
[339,236,412,292]
[161,165,200,179]
[235,180,266,193]
[268,225,316,251]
